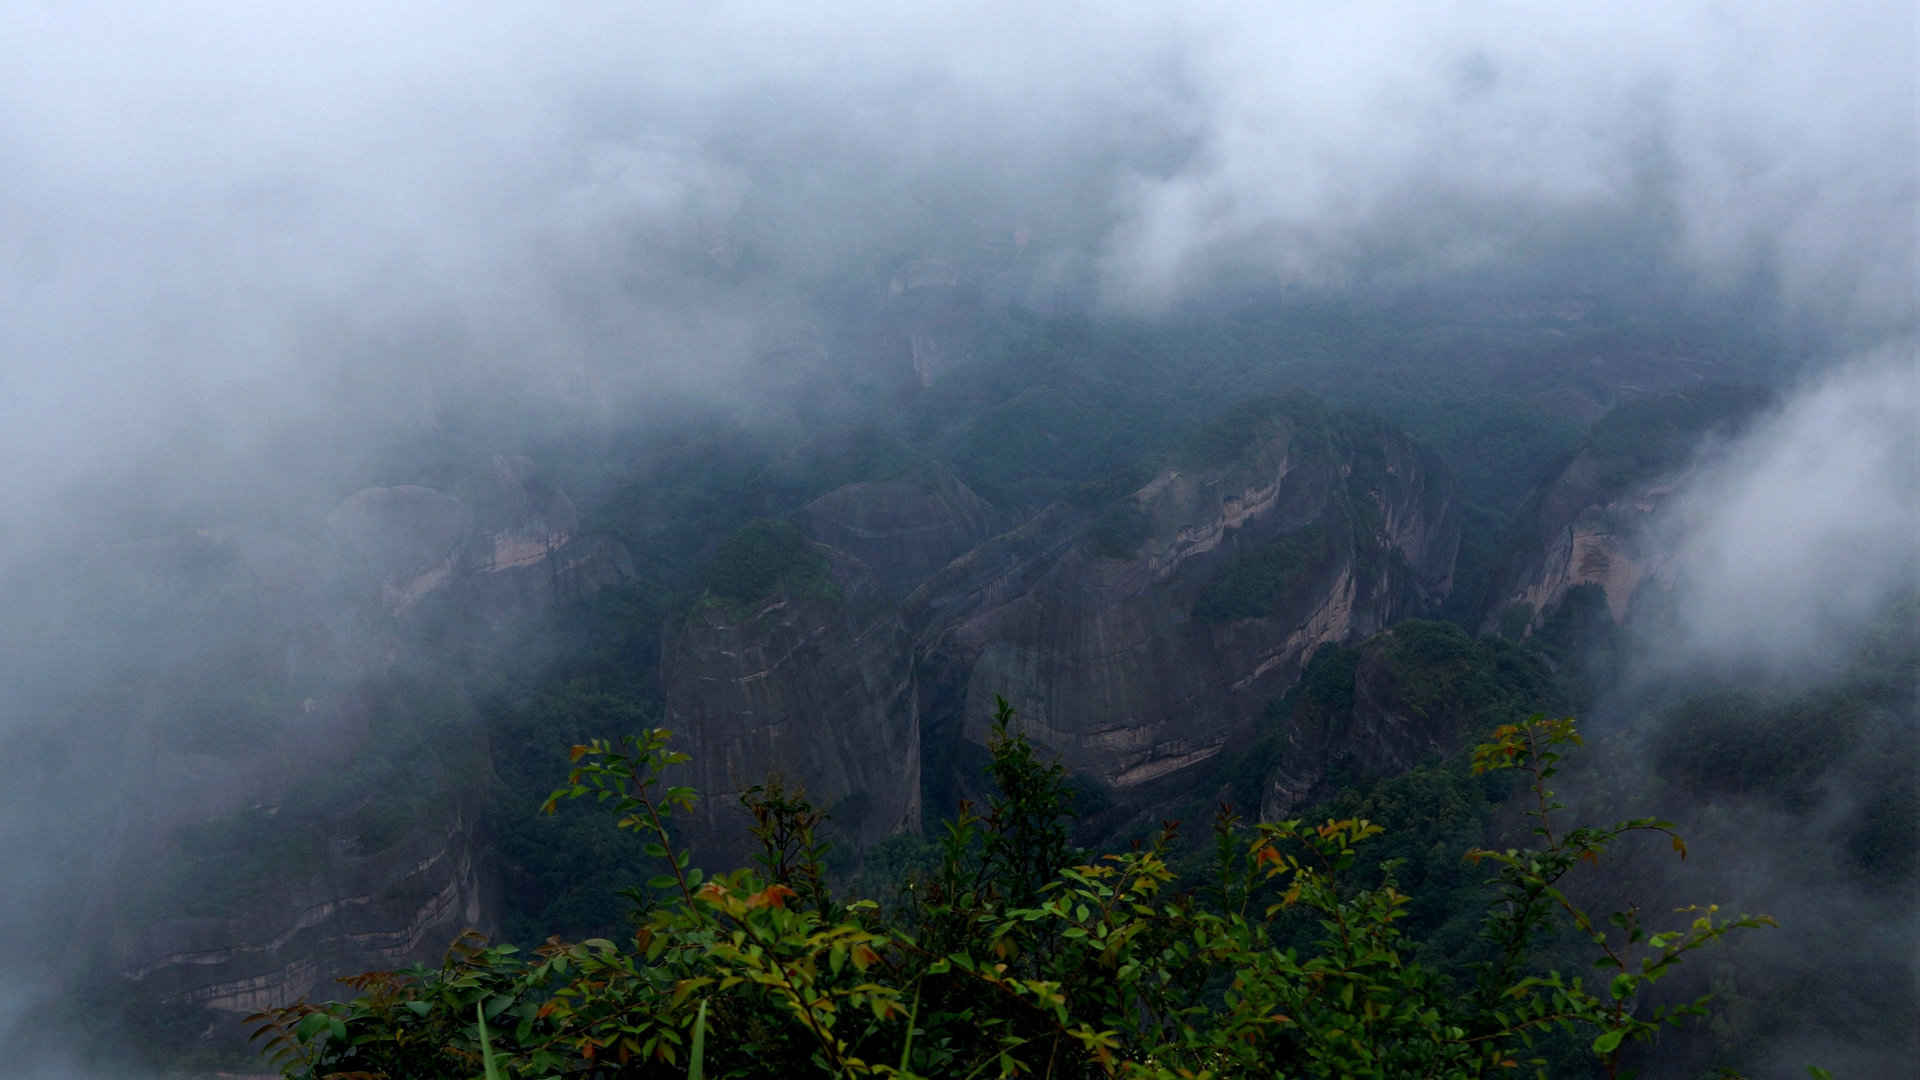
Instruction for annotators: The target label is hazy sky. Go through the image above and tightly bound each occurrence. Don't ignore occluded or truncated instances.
[3,1,1914,542]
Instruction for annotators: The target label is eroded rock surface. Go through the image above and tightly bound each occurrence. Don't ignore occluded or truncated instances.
[1484,388,1767,636]
[794,466,1002,598]
[661,402,1461,834]
[662,549,920,858]
[908,406,1457,793]
[77,460,628,1053]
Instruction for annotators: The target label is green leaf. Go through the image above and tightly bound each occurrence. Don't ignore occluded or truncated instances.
[1591,1028,1627,1055]
[477,1002,505,1080]
[689,998,708,1080]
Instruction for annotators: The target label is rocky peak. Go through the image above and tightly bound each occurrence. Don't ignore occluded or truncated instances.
[794,466,1003,599]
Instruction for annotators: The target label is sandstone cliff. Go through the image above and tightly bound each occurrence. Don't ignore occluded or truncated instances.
[77,459,631,1050]
[909,401,1458,796]
[659,399,1461,838]
[1482,446,1674,635]
[1256,622,1555,818]
[662,546,920,859]
[329,455,634,622]
[793,465,1004,599]
[1483,387,1767,637]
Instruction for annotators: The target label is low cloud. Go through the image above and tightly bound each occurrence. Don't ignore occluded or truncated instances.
[4,3,1912,538]
[1657,347,1918,672]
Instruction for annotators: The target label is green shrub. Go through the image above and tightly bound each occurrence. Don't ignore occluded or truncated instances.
[1192,522,1334,622]
[698,519,834,611]
[253,709,1779,1079]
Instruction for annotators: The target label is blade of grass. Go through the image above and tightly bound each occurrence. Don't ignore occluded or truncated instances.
[897,980,923,1076]
[690,997,708,1080]
[477,1001,505,1080]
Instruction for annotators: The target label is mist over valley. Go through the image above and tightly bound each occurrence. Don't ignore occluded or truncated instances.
[1,3,1912,1076]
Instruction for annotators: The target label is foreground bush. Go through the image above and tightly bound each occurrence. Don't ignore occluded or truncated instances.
[251,706,1772,1079]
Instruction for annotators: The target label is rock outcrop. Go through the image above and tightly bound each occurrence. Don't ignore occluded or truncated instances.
[118,797,492,1019]
[1483,387,1767,636]
[1256,622,1554,818]
[329,455,634,621]
[660,400,1461,838]
[662,548,920,859]
[908,403,1458,794]
[793,466,1003,599]
[1482,447,1674,634]
[72,459,630,1054]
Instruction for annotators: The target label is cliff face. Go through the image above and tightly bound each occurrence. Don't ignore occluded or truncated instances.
[85,459,630,1047]
[662,549,920,859]
[117,796,492,1019]
[910,406,1458,793]
[793,466,1004,599]
[331,454,634,623]
[1257,623,1553,818]
[1483,447,1674,634]
[1484,388,1767,636]
[660,402,1460,832]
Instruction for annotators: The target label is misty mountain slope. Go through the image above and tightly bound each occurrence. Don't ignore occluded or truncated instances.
[1,3,1910,1075]
[907,395,1460,800]
[5,288,1877,1075]
[473,320,1803,912]
[0,457,638,1070]
[1469,355,1920,1078]
[1482,384,1773,638]
[599,394,1459,863]
[662,526,921,860]
[1541,595,1920,1079]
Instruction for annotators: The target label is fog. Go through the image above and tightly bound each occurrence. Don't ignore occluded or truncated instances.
[1,1,1913,1073]
[1568,346,1919,1076]
[1657,348,1918,673]
[5,2,1912,523]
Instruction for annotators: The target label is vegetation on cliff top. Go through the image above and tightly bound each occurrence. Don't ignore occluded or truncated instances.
[696,519,837,613]
[253,708,1777,1079]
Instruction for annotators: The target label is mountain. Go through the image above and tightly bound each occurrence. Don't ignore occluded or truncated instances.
[15,459,635,1059]
[649,394,1460,859]
[1482,385,1771,638]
